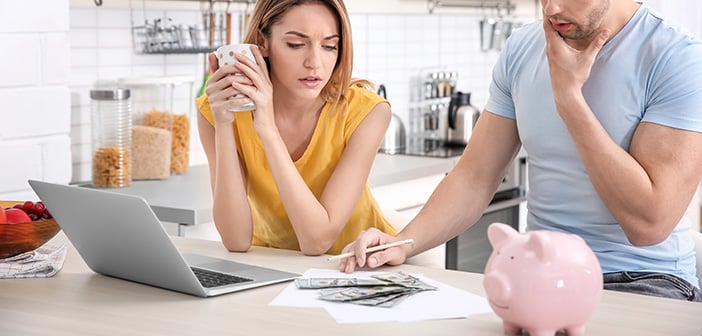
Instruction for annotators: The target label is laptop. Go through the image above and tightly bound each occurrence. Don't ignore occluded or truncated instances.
[29,180,299,298]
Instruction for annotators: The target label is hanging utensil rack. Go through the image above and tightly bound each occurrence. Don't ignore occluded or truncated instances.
[427,0,515,14]
[129,0,254,54]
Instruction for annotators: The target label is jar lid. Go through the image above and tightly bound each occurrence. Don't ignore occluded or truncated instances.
[90,88,131,100]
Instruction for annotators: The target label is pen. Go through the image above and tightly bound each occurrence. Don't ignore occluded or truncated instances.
[327,239,414,261]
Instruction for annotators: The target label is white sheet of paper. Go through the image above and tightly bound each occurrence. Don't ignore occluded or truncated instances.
[269,268,492,324]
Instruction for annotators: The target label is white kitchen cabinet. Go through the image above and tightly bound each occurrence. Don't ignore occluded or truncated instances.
[371,172,448,269]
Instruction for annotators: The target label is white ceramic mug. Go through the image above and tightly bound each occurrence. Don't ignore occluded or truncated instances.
[215,43,257,112]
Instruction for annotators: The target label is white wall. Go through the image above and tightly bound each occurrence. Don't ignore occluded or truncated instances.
[0,0,72,200]
[643,0,702,38]
[642,0,702,230]
[2,0,701,202]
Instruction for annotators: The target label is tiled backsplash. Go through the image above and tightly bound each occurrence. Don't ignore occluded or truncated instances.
[67,4,535,183]
[69,6,208,183]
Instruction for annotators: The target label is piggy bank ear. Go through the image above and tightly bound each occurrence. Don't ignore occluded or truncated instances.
[487,223,518,248]
[527,232,554,262]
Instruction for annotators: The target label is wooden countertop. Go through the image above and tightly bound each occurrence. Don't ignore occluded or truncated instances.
[1,233,700,336]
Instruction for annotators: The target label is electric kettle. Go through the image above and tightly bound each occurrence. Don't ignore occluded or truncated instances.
[447,91,480,146]
[377,84,406,154]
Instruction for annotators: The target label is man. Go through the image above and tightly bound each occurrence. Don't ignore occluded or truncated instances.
[340,0,702,302]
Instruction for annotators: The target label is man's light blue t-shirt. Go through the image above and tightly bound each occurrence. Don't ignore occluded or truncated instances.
[485,4,702,287]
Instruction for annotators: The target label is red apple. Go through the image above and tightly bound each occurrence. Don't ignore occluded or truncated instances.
[0,208,6,224]
[5,208,31,223]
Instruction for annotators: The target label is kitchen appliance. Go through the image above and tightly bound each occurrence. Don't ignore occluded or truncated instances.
[377,84,407,154]
[445,156,527,273]
[447,91,480,146]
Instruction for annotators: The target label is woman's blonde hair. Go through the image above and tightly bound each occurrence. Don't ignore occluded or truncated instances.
[243,0,364,106]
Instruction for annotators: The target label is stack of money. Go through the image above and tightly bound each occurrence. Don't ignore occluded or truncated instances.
[294,271,437,308]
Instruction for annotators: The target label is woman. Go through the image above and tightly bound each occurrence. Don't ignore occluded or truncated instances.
[196,0,397,256]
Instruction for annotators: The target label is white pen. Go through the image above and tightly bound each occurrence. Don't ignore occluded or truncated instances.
[327,239,414,261]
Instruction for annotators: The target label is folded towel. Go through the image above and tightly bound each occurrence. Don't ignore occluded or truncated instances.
[0,244,68,279]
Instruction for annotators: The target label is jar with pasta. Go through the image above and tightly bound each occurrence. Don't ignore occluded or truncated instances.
[90,88,132,188]
[120,76,193,177]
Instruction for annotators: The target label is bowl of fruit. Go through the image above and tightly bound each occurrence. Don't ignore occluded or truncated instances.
[0,201,60,259]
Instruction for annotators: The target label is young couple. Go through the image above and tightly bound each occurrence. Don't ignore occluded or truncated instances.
[197,0,702,302]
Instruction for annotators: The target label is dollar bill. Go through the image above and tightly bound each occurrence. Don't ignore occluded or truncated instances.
[371,271,437,291]
[295,272,436,308]
[318,285,411,302]
[294,277,391,289]
[350,289,420,308]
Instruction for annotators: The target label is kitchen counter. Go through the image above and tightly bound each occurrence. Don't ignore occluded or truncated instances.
[84,153,459,231]
[4,233,702,336]
[369,153,458,187]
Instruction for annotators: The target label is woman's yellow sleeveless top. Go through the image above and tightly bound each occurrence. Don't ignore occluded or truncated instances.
[196,85,397,254]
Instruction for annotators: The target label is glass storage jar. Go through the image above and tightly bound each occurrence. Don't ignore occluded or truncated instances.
[90,88,132,188]
[119,76,194,176]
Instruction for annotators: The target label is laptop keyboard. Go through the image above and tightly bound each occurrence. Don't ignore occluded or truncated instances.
[191,267,253,288]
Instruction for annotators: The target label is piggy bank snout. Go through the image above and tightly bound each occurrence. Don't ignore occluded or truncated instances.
[483,272,512,307]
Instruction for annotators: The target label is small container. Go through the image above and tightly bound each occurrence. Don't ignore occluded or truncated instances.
[430,72,440,98]
[437,72,447,97]
[193,24,209,48]
[178,24,194,49]
[90,88,132,188]
[119,76,194,175]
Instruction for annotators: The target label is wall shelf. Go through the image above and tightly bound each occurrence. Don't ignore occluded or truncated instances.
[137,47,217,54]
[128,0,253,54]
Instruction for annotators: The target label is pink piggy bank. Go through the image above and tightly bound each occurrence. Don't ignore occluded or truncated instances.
[482,223,602,336]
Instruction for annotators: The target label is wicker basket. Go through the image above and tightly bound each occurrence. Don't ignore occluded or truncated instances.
[0,201,61,259]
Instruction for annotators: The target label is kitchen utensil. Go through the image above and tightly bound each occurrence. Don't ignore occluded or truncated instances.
[177,24,194,49]
[225,1,233,45]
[193,24,209,48]
[480,17,496,52]
[493,18,514,51]
[447,91,480,146]
[208,2,215,47]
[491,18,504,51]
[239,1,253,43]
[377,85,406,154]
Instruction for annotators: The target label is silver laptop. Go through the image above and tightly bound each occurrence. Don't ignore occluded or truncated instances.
[29,180,299,298]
